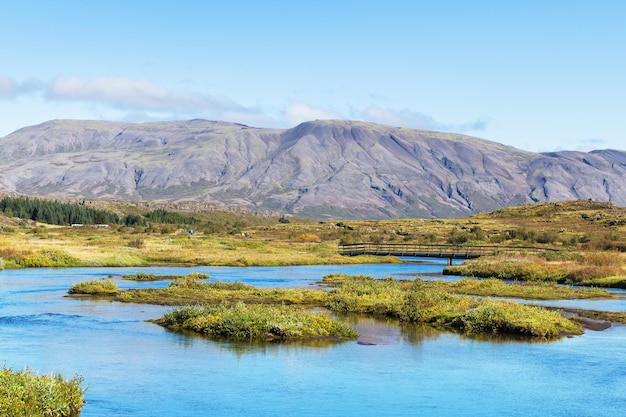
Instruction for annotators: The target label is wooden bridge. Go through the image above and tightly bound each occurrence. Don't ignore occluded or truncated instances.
[338,243,556,264]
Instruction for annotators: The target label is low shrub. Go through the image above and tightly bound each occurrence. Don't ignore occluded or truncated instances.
[0,366,84,417]
[126,238,145,248]
[294,233,322,242]
[449,300,582,337]
[13,249,81,268]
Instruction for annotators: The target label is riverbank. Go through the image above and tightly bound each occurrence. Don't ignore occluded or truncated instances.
[443,253,626,288]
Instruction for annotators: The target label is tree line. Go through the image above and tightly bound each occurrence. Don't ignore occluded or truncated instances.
[0,197,199,227]
[0,196,119,226]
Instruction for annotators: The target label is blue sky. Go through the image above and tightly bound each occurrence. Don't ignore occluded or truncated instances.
[1,0,625,152]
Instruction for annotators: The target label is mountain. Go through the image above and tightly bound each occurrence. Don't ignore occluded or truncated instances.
[0,119,625,219]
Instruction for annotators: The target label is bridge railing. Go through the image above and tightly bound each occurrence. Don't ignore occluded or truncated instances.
[338,243,557,258]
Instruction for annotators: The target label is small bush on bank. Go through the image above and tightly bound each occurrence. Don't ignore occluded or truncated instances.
[449,300,582,337]
[126,237,145,248]
[0,248,81,268]
[0,366,84,417]
[294,233,322,242]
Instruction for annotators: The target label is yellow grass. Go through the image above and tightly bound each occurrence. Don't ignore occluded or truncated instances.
[0,200,624,276]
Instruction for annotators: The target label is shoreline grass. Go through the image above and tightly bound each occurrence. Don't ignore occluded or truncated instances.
[0,366,84,417]
[430,278,611,300]
[443,254,626,288]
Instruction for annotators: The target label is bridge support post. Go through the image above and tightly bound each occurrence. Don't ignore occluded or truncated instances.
[447,258,452,265]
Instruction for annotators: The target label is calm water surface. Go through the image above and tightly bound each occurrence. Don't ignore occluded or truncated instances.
[1,262,625,416]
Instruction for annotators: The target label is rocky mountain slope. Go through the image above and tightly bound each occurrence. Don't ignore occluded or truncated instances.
[0,119,624,219]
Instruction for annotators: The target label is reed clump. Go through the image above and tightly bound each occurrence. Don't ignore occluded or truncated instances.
[448,300,582,337]
[68,279,120,295]
[156,302,359,341]
[0,366,84,417]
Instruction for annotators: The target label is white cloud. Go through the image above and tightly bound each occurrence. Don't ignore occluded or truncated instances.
[0,76,17,98]
[1,74,489,134]
[283,102,340,126]
[45,76,239,112]
[0,76,45,98]
[1,74,281,128]
[574,138,608,152]
[356,106,488,133]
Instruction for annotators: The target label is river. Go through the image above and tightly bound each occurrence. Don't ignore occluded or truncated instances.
[1,261,625,416]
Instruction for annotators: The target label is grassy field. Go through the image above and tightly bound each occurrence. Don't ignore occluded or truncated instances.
[0,222,391,268]
[2,199,625,290]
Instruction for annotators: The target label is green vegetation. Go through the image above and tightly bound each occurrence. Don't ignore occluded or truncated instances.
[155,302,359,341]
[68,279,120,295]
[0,248,81,268]
[0,195,118,226]
[71,273,599,339]
[444,252,626,287]
[1,199,623,289]
[144,209,199,225]
[0,366,84,417]
[322,275,611,300]
[325,276,582,338]
[122,272,210,281]
[115,278,327,306]
[438,278,610,299]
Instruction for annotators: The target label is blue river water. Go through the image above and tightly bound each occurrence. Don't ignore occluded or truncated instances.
[1,261,625,416]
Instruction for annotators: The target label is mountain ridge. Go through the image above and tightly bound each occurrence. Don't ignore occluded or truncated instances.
[0,119,624,219]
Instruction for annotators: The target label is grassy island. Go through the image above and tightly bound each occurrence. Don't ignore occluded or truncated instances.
[0,366,84,417]
[68,279,120,296]
[155,303,359,341]
[69,273,598,339]
[324,276,583,338]
[121,272,210,281]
